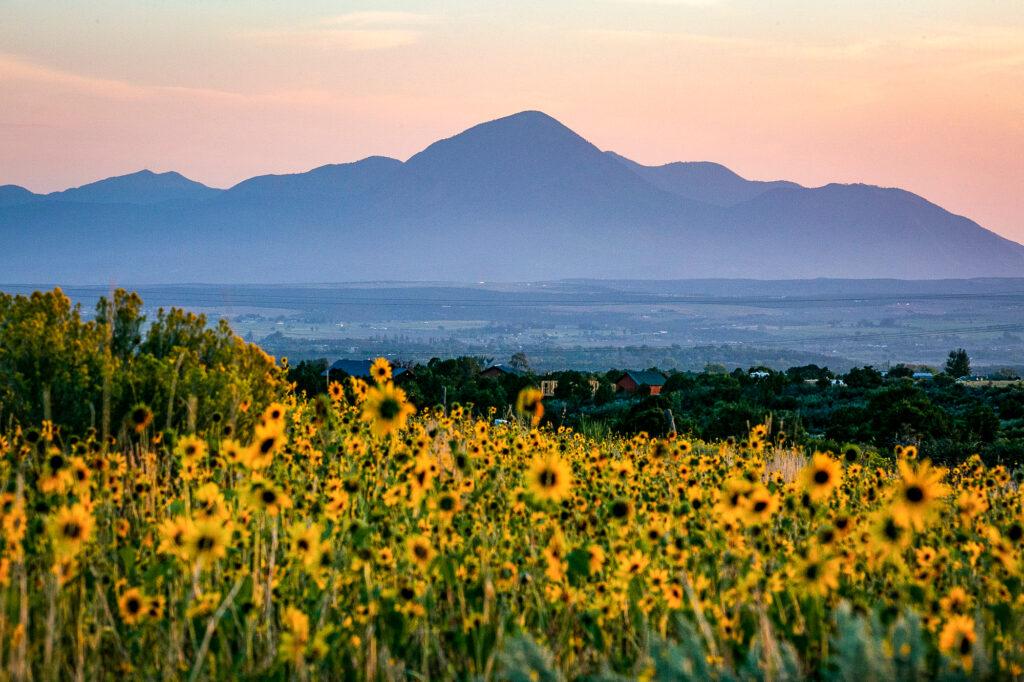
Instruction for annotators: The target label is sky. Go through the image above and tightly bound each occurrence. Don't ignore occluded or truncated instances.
[1,0,1022,242]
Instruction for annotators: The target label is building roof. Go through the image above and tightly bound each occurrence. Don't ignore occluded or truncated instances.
[619,370,667,386]
[481,364,526,376]
[322,359,408,378]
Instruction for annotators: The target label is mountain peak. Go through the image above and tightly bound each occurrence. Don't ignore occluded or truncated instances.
[409,110,590,162]
[46,169,220,205]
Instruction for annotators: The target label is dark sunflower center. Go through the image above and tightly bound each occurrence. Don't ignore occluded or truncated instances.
[539,469,558,488]
[959,636,972,655]
[883,519,902,541]
[905,485,925,503]
[49,454,65,470]
[611,501,630,518]
[62,522,82,539]
[753,500,769,513]
[379,398,402,420]
[259,437,276,455]
[261,490,277,504]
[197,536,215,551]
[813,470,830,484]
[126,598,141,613]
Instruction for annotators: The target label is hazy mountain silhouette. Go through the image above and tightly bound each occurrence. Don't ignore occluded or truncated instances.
[44,170,221,205]
[1,110,1022,283]
[606,152,799,206]
[0,185,38,207]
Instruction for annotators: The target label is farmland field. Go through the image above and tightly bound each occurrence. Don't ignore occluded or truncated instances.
[0,290,1021,680]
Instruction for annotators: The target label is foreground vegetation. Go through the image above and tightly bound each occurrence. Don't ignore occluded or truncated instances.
[1,289,1023,679]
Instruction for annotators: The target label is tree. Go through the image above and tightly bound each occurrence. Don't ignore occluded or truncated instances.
[844,366,883,389]
[945,349,971,378]
[887,364,914,379]
[508,352,531,372]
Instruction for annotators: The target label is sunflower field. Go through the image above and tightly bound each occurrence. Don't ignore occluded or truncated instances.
[1,350,1023,680]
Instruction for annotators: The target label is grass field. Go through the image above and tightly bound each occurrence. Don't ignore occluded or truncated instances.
[0,355,1020,680]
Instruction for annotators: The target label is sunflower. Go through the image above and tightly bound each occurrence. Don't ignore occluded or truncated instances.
[431,491,462,521]
[361,383,416,438]
[193,483,229,523]
[175,435,207,464]
[790,549,841,597]
[128,404,153,434]
[327,381,345,402]
[407,535,435,570]
[939,615,976,671]
[891,459,949,530]
[370,357,393,384]
[867,510,912,563]
[288,522,324,569]
[248,424,283,469]
[248,479,293,516]
[157,516,192,560]
[262,402,287,429]
[185,519,231,567]
[799,452,843,501]
[118,588,147,625]
[741,485,778,525]
[39,449,73,494]
[220,438,249,467]
[49,504,94,558]
[955,489,988,522]
[278,606,311,666]
[525,453,572,503]
[615,549,650,580]
[939,587,971,616]
[516,387,544,427]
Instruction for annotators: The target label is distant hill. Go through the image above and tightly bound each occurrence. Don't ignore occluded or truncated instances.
[1,110,1022,283]
[606,152,799,206]
[0,184,38,207]
[42,170,222,205]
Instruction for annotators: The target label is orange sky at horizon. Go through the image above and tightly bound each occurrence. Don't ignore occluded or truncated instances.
[0,1,1021,243]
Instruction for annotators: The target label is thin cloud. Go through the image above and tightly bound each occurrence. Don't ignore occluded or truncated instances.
[0,53,331,105]
[243,11,433,51]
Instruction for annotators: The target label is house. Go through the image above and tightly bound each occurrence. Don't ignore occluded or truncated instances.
[540,379,558,397]
[749,370,770,379]
[912,372,934,380]
[615,370,667,396]
[322,359,410,381]
[480,364,526,379]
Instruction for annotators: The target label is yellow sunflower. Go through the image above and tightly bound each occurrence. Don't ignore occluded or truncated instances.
[525,452,572,503]
[49,504,94,558]
[891,459,949,530]
[360,382,415,438]
[799,452,843,501]
[370,357,393,384]
[938,615,976,671]
[516,387,544,427]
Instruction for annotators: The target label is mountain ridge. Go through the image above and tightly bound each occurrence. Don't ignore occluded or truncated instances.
[1,110,1021,283]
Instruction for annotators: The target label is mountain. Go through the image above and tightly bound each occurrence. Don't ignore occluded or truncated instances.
[0,185,39,207]
[44,170,221,205]
[1,110,1022,283]
[607,152,799,206]
[221,157,401,203]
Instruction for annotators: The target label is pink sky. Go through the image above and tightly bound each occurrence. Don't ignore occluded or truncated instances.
[1,1,1021,242]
